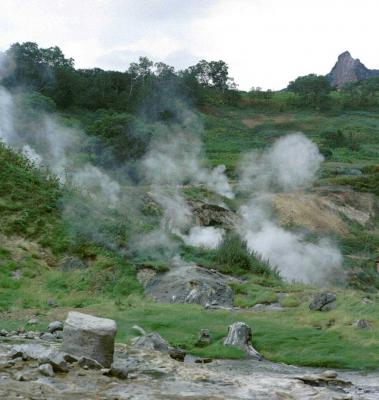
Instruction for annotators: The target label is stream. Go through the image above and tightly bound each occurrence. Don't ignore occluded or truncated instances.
[1,338,379,399]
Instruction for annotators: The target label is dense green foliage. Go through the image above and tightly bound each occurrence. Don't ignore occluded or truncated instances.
[1,42,239,112]
[0,143,65,249]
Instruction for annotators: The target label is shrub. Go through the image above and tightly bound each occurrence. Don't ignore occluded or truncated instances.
[214,234,281,279]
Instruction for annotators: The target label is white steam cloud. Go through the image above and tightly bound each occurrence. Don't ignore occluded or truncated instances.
[238,134,343,285]
[0,68,343,284]
[180,226,224,249]
[141,106,231,250]
[239,133,324,192]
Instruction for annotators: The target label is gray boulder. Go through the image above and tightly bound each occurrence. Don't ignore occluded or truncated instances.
[38,363,55,377]
[132,332,170,352]
[309,292,337,311]
[48,321,63,333]
[144,264,234,307]
[62,312,117,368]
[196,329,212,347]
[169,348,186,362]
[46,351,69,372]
[356,319,372,329]
[40,332,56,341]
[78,356,103,370]
[190,202,238,229]
[55,331,64,340]
[9,344,51,361]
[223,322,262,360]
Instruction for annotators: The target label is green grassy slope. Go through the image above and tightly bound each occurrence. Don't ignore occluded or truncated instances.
[1,104,379,370]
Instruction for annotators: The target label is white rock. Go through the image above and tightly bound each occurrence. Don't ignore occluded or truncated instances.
[38,363,55,377]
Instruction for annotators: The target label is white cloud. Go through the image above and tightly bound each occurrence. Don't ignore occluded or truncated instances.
[0,0,378,89]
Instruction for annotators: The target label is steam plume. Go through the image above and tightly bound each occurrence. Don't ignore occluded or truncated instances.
[238,134,343,285]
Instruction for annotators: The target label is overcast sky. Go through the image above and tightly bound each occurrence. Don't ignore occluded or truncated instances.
[0,0,378,90]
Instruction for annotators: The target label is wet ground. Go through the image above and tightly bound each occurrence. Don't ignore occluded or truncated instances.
[1,338,378,400]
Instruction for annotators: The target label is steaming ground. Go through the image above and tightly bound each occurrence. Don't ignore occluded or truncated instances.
[0,81,343,285]
[237,134,343,285]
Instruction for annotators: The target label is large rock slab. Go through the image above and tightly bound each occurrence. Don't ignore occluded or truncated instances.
[143,264,234,307]
[62,312,117,368]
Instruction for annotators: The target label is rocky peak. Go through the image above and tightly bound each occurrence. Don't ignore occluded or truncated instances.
[327,51,379,88]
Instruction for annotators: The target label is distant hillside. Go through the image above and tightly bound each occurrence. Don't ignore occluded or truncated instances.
[327,51,379,88]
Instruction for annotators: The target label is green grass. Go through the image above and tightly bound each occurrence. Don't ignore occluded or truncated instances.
[1,290,378,369]
[76,290,379,369]
[202,109,379,172]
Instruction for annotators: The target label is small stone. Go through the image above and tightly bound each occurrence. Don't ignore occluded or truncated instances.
[309,292,337,311]
[40,332,56,341]
[194,358,213,364]
[48,321,63,333]
[196,329,212,347]
[109,365,129,379]
[47,299,58,307]
[15,372,31,381]
[55,331,64,340]
[169,348,186,362]
[38,363,55,377]
[101,368,110,375]
[48,351,69,372]
[16,327,25,335]
[78,356,103,370]
[62,353,78,363]
[132,332,170,352]
[356,319,372,329]
[27,318,39,325]
[0,360,14,369]
[322,370,338,379]
[0,329,8,337]
[25,332,35,340]
[77,371,86,376]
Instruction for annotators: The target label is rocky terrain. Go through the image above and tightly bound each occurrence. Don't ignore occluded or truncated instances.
[1,312,379,400]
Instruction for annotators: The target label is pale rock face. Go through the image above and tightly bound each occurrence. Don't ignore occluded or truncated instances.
[223,322,262,360]
[62,312,117,368]
[327,51,379,88]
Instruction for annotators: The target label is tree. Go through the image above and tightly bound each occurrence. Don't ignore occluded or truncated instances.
[208,60,229,91]
[3,42,74,90]
[185,59,233,91]
[154,62,175,80]
[287,74,332,109]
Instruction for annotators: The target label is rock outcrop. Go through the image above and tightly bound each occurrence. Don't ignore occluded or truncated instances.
[143,264,234,307]
[190,201,238,229]
[327,51,379,88]
[309,292,336,311]
[132,332,171,352]
[223,322,262,360]
[62,312,117,368]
